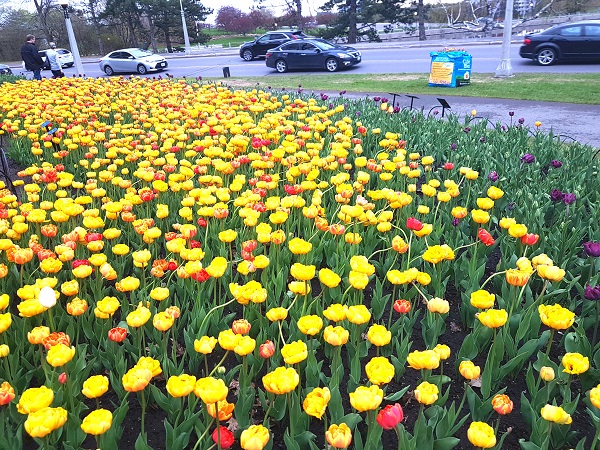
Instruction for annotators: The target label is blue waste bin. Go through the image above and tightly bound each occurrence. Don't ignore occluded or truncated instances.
[428,50,472,88]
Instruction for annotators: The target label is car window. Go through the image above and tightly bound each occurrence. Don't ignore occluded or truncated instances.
[585,25,600,36]
[313,40,336,51]
[281,43,301,51]
[57,50,70,55]
[300,43,317,51]
[130,49,152,57]
[269,34,286,41]
[559,26,582,37]
[256,36,270,44]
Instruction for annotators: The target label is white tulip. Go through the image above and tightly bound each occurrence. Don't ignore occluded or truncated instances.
[38,286,57,308]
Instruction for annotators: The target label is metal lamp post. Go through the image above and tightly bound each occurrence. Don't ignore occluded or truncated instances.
[495,0,515,77]
[58,0,85,76]
[179,0,192,55]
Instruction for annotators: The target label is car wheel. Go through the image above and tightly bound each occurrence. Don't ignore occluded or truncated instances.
[536,48,556,66]
[104,66,114,76]
[275,60,288,73]
[325,58,339,72]
[137,64,148,75]
[242,50,254,61]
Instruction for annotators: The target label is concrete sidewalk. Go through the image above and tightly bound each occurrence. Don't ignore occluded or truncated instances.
[323,91,600,149]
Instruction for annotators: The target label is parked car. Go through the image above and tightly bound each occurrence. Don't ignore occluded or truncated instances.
[40,48,74,68]
[0,64,12,75]
[21,48,74,71]
[519,20,600,65]
[99,48,168,75]
[265,38,361,73]
[239,30,307,61]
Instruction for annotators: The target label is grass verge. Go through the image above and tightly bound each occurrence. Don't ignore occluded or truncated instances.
[211,73,600,105]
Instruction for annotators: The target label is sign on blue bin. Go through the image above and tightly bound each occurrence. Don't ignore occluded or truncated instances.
[428,50,472,88]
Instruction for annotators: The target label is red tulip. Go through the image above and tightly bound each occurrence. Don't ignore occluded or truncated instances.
[406,217,424,231]
[477,228,495,246]
[376,403,404,430]
[394,299,411,314]
[259,340,275,359]
[108,327,127,343]
[212,426,235,449]
[521,233,539,246]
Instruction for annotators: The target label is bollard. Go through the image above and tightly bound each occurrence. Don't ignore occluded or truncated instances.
[223,67,230,78]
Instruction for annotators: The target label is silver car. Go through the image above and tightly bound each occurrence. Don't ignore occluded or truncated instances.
[99,48,168,76]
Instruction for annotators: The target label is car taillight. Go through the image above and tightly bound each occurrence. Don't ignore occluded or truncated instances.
[524,38,531,45]
[266,52,272,58]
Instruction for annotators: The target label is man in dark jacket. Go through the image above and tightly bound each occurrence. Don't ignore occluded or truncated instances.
[21,35,45,80]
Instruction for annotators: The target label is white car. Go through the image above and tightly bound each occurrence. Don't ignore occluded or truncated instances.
[21,48,74,70]
[98,48,168,76]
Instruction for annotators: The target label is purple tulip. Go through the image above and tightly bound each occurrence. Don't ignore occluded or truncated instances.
[518,118,525,124]
[452,218,460,227]
[355,111,361,117]
[501,125,507,131]
[381,97,388,103]
[373,96,381,102]
[509,111,514,117]
[507,202,516,211]
[340,90,347,95]
[450,143,457,151]
[521,153,535,163]
[463,127,471,133]
[584,241,600,257]
[393,107,400,113]
[551,160,563,168]
[550,189,564,202]
[488,171,499,182]
[584,285,600,301]
[320,93,328,100]
[562,193,576,205]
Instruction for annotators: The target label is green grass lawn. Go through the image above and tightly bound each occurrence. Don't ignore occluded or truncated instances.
[210,73,600,105]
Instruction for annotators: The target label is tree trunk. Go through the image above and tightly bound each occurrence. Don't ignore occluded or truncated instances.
[165,31,172,53]
[418,0,426,41]
[33,0,54,44]
[347,0,358,44]
[128,16,139,47]
[88,0,104,55]
[149,18,158,53]
[294,0,303,28]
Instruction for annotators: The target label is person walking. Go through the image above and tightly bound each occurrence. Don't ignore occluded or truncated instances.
[45,42,65,78]
[20,34,45,80]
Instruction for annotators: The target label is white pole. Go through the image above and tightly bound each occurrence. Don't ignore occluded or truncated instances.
[495,0,515,77]
[62,6,85,76]
[179,0,192,55]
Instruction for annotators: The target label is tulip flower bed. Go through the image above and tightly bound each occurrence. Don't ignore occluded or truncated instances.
[0,76,599,450]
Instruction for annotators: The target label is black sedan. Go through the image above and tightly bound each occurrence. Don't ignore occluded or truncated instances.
[519,20,600,65]
[0,64,12,75]
[265,39,361,73]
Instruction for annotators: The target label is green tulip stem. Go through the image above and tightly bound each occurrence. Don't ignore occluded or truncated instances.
[204,355,210,377]
[140,389,147,436]
[199,298,236,334]
[278,321,286,347]
[405,233,413,271]
[286,294,299,312]
[543,422,553,450]
[544,329,556,365]
[262,394,273,426]
[387,285,398,330]
[593,301,600,347]
[287,392,296,440]
[301,281,309,316]
[590,419,600,450]
[215,401,222,450]
[209,351,230,377]
[191,418,215,450]
[479,270,507,290]
[47,307,56,332]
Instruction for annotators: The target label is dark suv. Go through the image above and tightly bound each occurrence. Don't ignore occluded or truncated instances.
[239,30,307,61]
